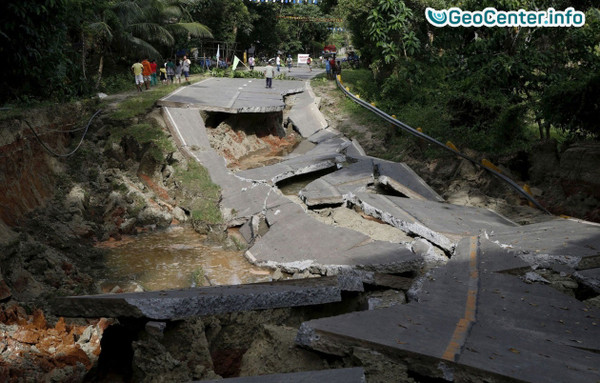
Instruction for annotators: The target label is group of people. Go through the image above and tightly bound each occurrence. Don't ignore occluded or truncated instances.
[131,56,192,91]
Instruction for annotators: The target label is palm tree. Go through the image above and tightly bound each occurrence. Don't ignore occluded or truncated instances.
[83,0,212,88]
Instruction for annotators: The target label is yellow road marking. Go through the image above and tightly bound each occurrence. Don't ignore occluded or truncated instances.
[442,237,479,362]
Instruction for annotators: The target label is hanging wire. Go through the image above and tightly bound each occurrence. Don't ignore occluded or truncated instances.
[20,109,102,158]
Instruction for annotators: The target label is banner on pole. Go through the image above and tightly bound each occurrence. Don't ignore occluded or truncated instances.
[232,56,241,71]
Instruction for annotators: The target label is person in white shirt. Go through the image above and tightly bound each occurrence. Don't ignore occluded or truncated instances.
[276,55,281,72]
[182,55,191,83]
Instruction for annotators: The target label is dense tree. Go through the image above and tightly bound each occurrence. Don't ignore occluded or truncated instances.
[0,0,78,101]
[338,0,600,146]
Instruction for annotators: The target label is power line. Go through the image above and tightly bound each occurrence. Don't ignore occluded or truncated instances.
[20,109,102,158]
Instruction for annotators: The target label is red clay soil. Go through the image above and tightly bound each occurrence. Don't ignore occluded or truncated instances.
[0,304,111,382]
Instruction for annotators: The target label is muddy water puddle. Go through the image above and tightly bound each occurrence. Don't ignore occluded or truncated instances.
[97,226,271,291]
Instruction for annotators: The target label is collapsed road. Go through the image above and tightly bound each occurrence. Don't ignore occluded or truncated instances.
[54,74,600,382]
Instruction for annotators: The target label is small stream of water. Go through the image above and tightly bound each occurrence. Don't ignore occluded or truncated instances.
[96,226,271,291]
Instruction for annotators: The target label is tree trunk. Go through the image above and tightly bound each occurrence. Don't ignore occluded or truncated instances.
[81,31,87,80]
[95,55,104,90]
[536,118,544,140]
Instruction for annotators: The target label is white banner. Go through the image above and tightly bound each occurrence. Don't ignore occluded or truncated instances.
[297,54,309,64]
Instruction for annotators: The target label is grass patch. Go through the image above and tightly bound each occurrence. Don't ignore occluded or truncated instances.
[110,84,181,120]
[190,266,205,287]
[107,122,174,153]
[174,161,222,225]
[106,121,175,163]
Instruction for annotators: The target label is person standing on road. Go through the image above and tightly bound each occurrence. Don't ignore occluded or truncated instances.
[166,59,175,84]
[175,60,182,84]
[329,57,336,80]
[131,59,144,92]
[307,56,312,72]
[325,58,331,79]
[249,56,255,71]
[276,54,281,72]
[286,55,292,72]
[150,59,158,86]
[264,60,275,88]
[141,58,152,89]
[182,55,191,84]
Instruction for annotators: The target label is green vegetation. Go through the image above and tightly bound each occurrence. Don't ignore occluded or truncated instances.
[107,121,175,155]
[3,0,597,157]
[337,0,600,154]
[1,0,211,103]
[190,265,205,287]
[109,84,184,120]
[174,162,222,225]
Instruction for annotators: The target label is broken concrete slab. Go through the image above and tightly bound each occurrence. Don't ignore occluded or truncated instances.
[345,139,367,159]
[375,160,444,202]
[371,273,414,290]
[350,193,517,252]
[304,137,351,156]
[52,277,342,320]
[236,152,343,185]
[299,178,344,206]
[574,268,600,293]
[288,89,328,137]
[486,218,600,270]
[245,202,422,283]
[307,127,342,144]
[158,78,304,113]
[198,367,365,383]
[299,159,374,206]
[296,237,600,383]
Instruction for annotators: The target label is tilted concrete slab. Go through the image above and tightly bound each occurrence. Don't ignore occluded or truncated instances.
[198,367,365,383]
[297,237,600,383]
[304,137,351,156]
[299,178,344,206]
[234,136,360,186]
[246,202,422,281]
[288,86,328,137]
[236,152,343,185]
[345,139,367,158]
[158,78,304,113]
[486,218,600,270]
[52,277,342,320]
[574,268,600,293]
[307,127,342,144]
[375,160,444,202]
[300,159,374,206]
[350,193,517,252]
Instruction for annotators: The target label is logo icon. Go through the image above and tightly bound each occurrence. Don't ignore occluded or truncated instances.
[426,8,448,27]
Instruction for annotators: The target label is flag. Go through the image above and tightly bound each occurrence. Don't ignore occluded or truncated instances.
[216,44,220,64]
[232,55,241,71]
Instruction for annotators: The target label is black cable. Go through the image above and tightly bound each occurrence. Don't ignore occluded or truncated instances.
[21,109,102,158]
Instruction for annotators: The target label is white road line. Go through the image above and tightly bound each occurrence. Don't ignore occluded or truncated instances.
[164,107,188,147]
